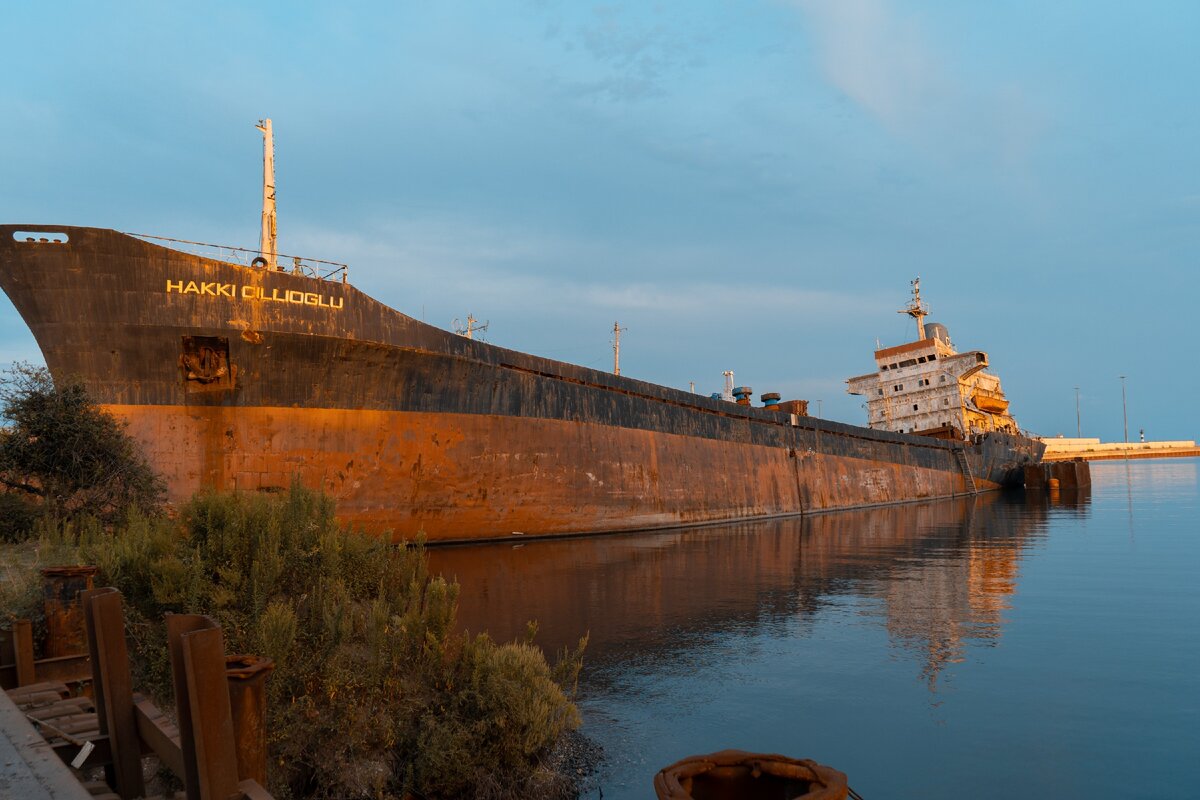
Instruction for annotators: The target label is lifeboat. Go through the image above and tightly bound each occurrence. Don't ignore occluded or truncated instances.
[973,391,1010,414]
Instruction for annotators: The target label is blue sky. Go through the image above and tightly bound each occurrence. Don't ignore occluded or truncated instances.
[2,1,1196,440]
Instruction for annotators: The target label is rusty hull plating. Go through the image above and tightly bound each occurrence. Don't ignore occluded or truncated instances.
[0,226,1044,542]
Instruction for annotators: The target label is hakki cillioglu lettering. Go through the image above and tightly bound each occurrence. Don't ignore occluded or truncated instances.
[166,280,344,309]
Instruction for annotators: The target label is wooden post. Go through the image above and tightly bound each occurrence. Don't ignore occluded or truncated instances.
[13,619,35,686]
[81,588,145,799]
[166,615,205,800]
[166,614,240,800]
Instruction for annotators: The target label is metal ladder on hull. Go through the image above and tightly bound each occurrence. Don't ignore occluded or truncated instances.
[953,446,978,494]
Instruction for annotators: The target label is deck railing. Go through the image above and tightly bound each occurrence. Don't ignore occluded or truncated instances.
[126,232,349,283]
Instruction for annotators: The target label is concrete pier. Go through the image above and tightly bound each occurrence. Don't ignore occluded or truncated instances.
[0,689,92,800]
[1039,437,1200,462]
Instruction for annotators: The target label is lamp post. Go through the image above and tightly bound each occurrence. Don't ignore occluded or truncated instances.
[1074,386,1081,438]
[1119,376,1128,443]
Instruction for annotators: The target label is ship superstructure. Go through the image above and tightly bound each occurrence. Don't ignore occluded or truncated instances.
[846,280,1020,439]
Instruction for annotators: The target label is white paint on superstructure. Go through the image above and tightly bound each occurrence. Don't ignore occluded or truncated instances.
[846,283,1021,438]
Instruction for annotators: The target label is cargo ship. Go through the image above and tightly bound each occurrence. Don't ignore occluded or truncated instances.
[0,223,1043,541]
[0,126,1042,542]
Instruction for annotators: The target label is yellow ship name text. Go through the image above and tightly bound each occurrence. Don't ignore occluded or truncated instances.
[166,280,344,309]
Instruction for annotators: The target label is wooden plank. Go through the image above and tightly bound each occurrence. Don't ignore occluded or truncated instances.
[52,715,102,735]
[2,653,91,687]
[35,696,91,714]
[82,588,145,799]
[134,697,185,779]
[0,686,94,799]
[166,614,210,800]
[7,681,70,706]
[33,652,93,685]
[181,625,241,800]
[0,625,17,689]
[27,696,93,721]
[13,619,36,686]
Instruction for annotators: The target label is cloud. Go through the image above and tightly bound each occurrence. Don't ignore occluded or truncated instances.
[794,0,946,132]
[287,216,891,325]
[538,4,705,103]
[793,0,1047,169]
[575,282,879,318]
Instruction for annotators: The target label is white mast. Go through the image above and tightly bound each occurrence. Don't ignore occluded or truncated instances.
[612,321,627,375]
[453,314,489,340]
[256,118,278,270]
[899,276,928,340]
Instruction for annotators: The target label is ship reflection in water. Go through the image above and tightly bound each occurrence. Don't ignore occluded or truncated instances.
[431,491,1077,687]
[429,486,1123,798]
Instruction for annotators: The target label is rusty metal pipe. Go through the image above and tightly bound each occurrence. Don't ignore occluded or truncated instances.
[41,565,98,659]
[225,654,274,786]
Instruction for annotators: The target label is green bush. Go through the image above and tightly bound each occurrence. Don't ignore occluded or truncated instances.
[414,634,586,799]
[57,483,585,799]
[0,492,37,543]
[0,364,162,521]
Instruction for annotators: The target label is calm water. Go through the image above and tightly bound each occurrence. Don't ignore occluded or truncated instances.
[428,460,1199,799]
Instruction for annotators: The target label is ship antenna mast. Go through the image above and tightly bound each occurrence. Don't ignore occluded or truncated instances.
[899,276,929,340]
[612,321,627,375]
[256,118,278,270]
[453,314,489,340]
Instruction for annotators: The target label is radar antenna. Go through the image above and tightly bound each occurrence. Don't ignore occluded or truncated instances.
[899,276,929,340]
[453,313,489,340]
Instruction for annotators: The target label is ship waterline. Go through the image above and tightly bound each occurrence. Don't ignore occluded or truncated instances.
[0,225,1043,541]
[106,404,1003,539]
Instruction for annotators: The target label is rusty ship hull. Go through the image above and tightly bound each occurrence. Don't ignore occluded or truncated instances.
[0,226,1044,542]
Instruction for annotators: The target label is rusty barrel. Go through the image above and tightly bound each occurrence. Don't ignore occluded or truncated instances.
[654,749,848,800]
[225,654,275,785]
[40,565,98,658]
